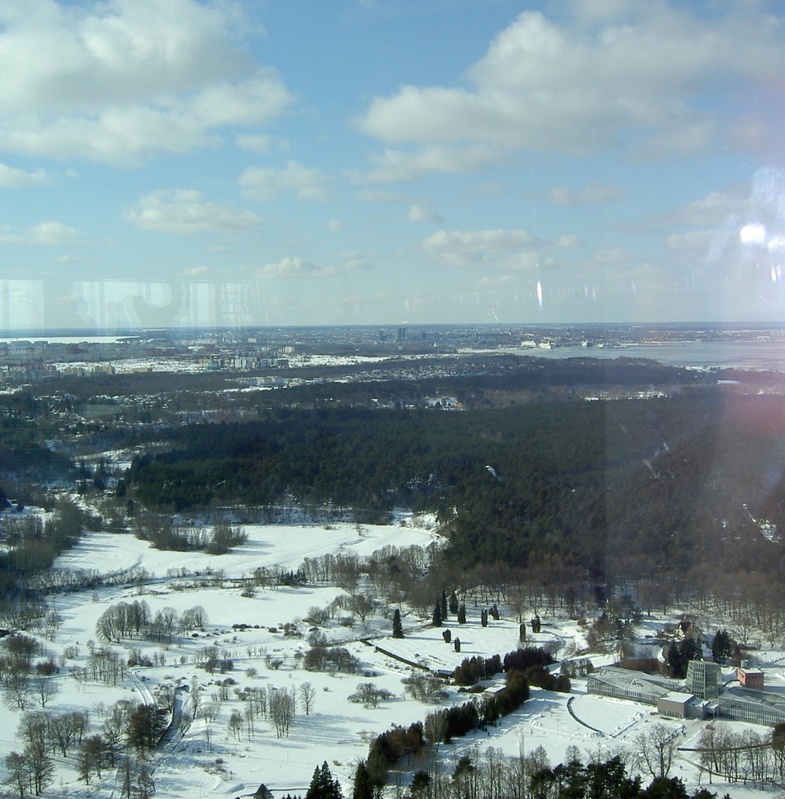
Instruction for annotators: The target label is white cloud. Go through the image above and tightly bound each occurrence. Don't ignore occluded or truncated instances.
[0,0,291,165]
[356,5,785,158]
[423,228,544,269]
[363,144,508,183]
[257,256,329,278]
[0,163,51,187]
[673,190,745,227]
[240,161,333,201]
[0,220,81,246]
[546,182,624,206]
[257,253,370,278]
[556,234,581,249]
[124,190,264,234]
[665,229,716,258]
[327,220,344,231]
[180,265,210,277]
[236,134,291,153]
[236,134,273,153]
[407,204,444,223]
[341,255,375,272]
[476,274,519,289]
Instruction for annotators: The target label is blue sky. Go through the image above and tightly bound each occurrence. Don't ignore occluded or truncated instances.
[1,0,785,330]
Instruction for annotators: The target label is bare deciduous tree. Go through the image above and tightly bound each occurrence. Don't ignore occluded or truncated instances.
[33,675,57,708]
[269,686,295,738]
[633,723,677,779]
[228,709,244,740]
[348,682,394,708]
[298,681,316,715]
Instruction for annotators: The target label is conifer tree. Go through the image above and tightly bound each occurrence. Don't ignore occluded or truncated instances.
[352,761,374,799]
[432,602,442,627]
[457,603,466,624]
[307,761,343,799]
[392,608,404,639]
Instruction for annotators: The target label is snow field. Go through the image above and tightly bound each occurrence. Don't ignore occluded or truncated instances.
[0,516,778,798]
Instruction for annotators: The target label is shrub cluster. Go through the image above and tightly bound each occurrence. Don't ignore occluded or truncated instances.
[134,518,247,554]
[303,641,360,673]
[453,653,503,686]
[366,722,424,785]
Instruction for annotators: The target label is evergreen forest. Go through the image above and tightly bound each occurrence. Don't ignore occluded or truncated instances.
[126,387,785,585]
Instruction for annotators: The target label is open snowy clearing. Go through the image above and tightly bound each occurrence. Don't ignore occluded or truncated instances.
[56,516,444,580]
[0,516,779,798]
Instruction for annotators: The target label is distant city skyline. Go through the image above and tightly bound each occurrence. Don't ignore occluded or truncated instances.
[1,0,784,330]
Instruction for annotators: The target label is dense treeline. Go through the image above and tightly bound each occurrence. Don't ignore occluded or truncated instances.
[0,499,97,598]
[127,390,785,581]
[0,406,72,480]
[42,354,699,404]
[357,748,730,799]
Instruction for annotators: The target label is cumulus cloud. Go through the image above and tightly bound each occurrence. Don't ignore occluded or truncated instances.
[341,254,375,272]
[407,204,444,223]
[423,228,544,269]
[356,5,785,159]
[257,256,329,278]
[672,190,746,227]
[0,0,291,165]
[665,229,717,258]
[239,161,333,201]
[0,163,51,187]
[663,171,785,267]
[0,220,81,246]
[362,144,508,183]
[556,234,581,249]
[124,190,263,234]
[546,182,624,206]
[236,134,273,153]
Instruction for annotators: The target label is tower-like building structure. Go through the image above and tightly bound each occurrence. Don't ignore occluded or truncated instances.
[686,660,723,700]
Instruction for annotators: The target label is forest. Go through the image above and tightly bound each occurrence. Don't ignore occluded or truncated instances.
[125,386,785,586]
[3,356,785,602]
[2,357,785,798]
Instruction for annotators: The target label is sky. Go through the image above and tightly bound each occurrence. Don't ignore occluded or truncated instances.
[1,0,785,330]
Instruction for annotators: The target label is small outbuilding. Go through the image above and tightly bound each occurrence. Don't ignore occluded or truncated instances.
[657,691,694,719]
[737,667,764,689]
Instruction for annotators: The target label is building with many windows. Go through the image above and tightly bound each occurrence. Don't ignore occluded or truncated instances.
[685,660,723,700]
[588,662,785,727]
[587,666,675,704]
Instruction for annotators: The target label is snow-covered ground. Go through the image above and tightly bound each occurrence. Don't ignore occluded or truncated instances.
[0,517,780,798]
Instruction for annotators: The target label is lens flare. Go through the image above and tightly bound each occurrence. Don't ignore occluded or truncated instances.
[768,235,785,252]
[740,222,766,245]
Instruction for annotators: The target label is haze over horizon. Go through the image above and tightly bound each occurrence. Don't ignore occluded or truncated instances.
[1,0,784,331]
